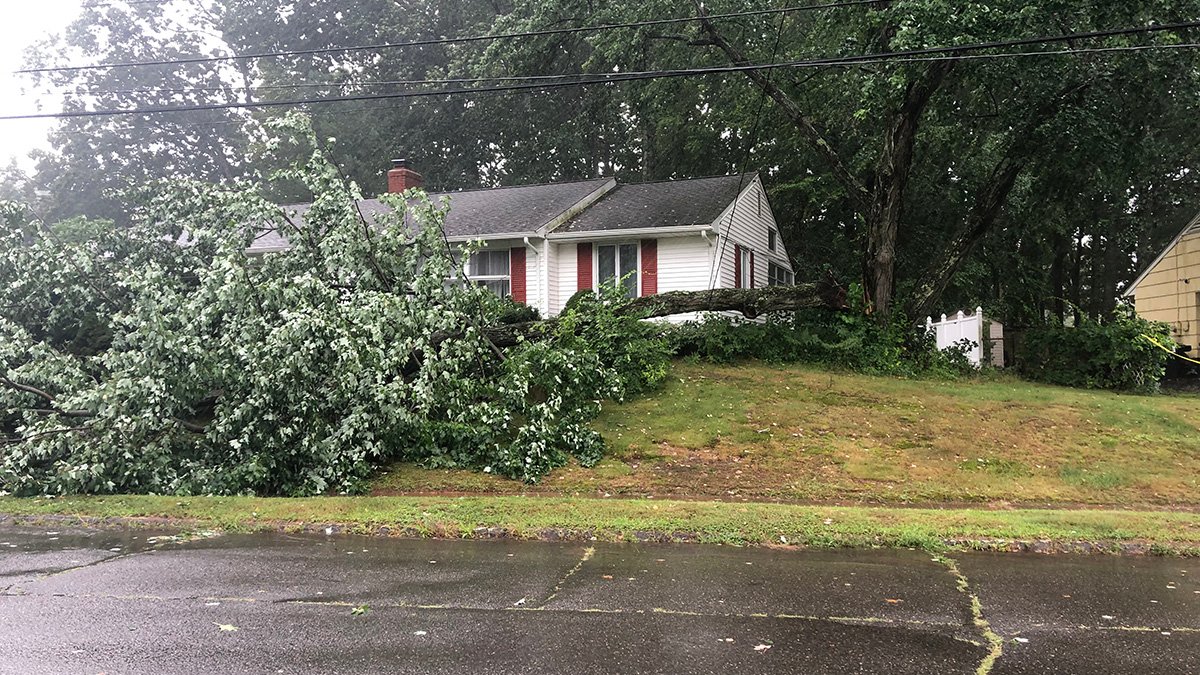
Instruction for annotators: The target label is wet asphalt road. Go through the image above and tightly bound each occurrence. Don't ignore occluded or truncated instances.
[0,525,1196,674]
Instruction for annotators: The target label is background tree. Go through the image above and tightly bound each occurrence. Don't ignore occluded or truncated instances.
[14,0,1200,328]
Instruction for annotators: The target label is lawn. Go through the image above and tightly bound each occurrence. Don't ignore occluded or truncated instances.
[372,361,1200,507]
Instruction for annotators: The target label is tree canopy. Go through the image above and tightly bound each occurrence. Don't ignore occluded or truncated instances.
[13,0,1200,324]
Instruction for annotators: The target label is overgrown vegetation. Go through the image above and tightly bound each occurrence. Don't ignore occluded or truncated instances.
[1018,305,1172,394]
[0,118,666,496]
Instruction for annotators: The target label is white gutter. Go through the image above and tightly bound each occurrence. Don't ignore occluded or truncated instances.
[700,230,714,247]
[445,231,541,243]
[548,224,713,241]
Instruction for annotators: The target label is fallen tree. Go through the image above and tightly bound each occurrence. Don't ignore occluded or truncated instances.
[0,116,848,495]
[481,279,848,348]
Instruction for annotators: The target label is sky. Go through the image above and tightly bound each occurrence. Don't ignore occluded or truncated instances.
[0,1,85,170]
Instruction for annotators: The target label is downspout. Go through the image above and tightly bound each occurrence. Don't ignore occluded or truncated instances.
[524,236,545,316]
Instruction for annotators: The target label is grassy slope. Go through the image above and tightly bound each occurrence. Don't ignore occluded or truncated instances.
[373,361,1200,507]
[2,495,1197,553]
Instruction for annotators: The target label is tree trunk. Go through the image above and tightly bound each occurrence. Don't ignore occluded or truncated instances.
[905,157,1025,323]
[865,60,957,320]
[478,281,847,348]
[691,3,952,322]
[1051,232,1067,323]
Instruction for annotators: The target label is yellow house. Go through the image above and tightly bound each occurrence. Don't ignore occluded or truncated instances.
[1124,212,1200,353]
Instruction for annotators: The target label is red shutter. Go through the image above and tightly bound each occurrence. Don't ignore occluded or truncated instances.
[749,250,755,288]
[577,242,593,291]
[640,239,657,296]
[733,243,742,289]
[509,247,526,304]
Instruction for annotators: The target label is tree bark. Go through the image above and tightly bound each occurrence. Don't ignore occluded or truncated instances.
[478,281,847,348]
[1051,231,1067,323]
[865,60,956,318]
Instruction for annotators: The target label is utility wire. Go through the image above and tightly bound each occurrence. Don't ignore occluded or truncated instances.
[57,41,1200,139]
[7,21,1200,121]
[51,41,1200,98]
[18,1,883,74]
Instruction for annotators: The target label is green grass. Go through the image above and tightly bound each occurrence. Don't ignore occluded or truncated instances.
[372,361,1200,507]
[2,495,1198,553]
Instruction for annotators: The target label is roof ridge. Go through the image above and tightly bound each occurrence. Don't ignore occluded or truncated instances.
[617,171,758,187]
[425,176,610,196]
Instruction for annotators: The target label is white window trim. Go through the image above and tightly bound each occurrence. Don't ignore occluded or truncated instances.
[739,246,753,289]
[768,227,777,252]
[594,241,641,298]
[767,260,794,286]
[468,248,512,297]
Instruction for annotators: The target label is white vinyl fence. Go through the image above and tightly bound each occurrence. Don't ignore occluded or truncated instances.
[925,307,1005,368]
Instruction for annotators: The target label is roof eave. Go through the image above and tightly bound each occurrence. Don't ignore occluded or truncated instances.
[444,231,543,243]
[1124,208,1200,297]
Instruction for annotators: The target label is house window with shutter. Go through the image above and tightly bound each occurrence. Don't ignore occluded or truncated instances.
[468,249,511,297]
[768,261,794,286]
[597,242,639,298]
[768,228,777,252]
[739,247,752,289]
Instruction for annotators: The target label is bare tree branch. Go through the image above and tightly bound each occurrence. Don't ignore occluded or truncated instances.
[0,375,55,404]
[691,0,871,210]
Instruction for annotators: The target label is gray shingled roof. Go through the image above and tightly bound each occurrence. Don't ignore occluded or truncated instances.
[433,178,610,237]
[243,174,750,253]
[247,178,610,252]
[554,174,750,233]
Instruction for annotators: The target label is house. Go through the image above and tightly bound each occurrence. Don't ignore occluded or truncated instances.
[251,159,796,318]
[1124,210,1200,353]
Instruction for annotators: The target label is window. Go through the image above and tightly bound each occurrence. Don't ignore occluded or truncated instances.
[468,249,510,297]
[768,228,777,252]
[768,261,794,286]
[739,247,752,288]
[597,242,639,298]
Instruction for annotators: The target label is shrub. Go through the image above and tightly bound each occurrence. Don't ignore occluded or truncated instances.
[666,296,974,379]
[1017,304,1171,394]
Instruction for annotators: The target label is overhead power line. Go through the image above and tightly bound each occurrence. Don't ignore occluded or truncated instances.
[60,41,1200,98]
[5,20,1200,121]
[18,1,882,74]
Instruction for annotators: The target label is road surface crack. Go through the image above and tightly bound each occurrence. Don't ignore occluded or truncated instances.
[934,555,1003,675]
[537,545,594,608]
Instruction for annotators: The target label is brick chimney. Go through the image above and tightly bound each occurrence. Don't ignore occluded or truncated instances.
[387,158,424,193]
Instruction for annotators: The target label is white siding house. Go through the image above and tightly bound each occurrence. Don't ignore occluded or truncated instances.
[250,161,794,319]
